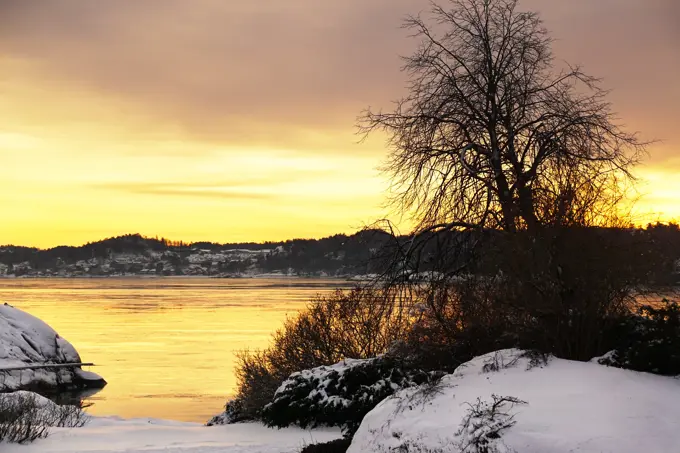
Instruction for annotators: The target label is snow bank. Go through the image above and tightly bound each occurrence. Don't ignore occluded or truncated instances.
[349,349,680,453]
[2,416,342,453]
[0,303,105,391]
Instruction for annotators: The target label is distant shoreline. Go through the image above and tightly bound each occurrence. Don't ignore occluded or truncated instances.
[0,274,359,281]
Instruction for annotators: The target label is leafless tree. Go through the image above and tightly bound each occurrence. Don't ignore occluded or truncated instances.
[356,0,658,362]
[359,0,646,236]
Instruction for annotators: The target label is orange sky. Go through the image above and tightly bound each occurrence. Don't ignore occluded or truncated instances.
[0,0,678,248]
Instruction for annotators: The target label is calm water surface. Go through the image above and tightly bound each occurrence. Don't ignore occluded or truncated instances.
[0,277,352,422]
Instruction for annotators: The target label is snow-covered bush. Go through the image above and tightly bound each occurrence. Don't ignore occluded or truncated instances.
[0,391,88,443]
[261,356,441,436]
[597,299,680,375]
[300,438,352,453]
[206,398,251,426]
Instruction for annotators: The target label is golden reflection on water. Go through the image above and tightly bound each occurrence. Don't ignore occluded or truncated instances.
[0,278,351,422]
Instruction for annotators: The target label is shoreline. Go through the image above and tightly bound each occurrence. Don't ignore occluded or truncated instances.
[0,274,359,280]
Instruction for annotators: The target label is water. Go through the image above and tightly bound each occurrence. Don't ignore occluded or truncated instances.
[0,277,353,422]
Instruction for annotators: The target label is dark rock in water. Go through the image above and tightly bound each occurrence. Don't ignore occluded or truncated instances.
[0,303,106,393]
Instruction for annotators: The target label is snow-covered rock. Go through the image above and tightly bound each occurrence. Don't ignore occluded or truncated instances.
[0,303,105,392]
[349,349,680,453]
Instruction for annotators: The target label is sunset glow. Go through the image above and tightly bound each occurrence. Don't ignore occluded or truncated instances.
[1,0,678,247]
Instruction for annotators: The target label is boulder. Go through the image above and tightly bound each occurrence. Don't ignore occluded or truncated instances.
[0,303,106,392]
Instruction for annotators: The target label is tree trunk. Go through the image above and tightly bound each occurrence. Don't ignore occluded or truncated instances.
[518,184,538,232]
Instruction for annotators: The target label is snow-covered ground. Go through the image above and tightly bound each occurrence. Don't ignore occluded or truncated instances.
[0,304,105,391]
[4,306,679,453]
[348,349,680,453]
[2,416,342,453]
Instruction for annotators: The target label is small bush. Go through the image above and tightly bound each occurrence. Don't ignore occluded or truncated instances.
[481,350,551,373]
[456,395,527,453]
[0,391,88,444]
[598,299,680,375]
[205,398,251,426]
[261,356,441,436]
[233,349,281,420]
[300,438,351,453]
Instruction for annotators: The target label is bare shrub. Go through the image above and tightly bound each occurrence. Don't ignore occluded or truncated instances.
[391,279,520,371]
[456,395,527,453]
[383,222,674,371]
[232,287,411,419]
[392,373,447,418]
[0,391,88,444]
[478,227,664,360]
[267,287,409,371]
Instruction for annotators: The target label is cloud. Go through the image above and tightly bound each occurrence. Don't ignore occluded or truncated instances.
[93,181,275,200]
[1,0,677,159]
[0,0,424,144]
[0,0,677,168]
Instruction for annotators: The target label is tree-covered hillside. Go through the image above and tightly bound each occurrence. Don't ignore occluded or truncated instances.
[0,230,394,277]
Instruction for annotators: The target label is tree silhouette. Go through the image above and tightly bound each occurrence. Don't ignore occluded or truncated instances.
[360,0,646,235]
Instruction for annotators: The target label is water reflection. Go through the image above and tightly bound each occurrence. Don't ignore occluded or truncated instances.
[48,387,103,409]
[0,277,350,422]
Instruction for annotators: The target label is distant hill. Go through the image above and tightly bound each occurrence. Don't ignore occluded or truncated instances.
[1,224,679,281]
[0,231,395,278]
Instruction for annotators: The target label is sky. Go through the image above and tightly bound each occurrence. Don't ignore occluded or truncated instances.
[0,0,678,248]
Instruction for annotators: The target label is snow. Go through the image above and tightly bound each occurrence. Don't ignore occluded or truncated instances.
[2,415,343,453]
[0,303,105,391]
[0,390,61,410]
[0,303,79,367]
[187,249,268,264]
[75,368,105,382]
[279,358,372,388]
[346,274,379,282]
[273,358,376,407]
[348,349,680,453]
